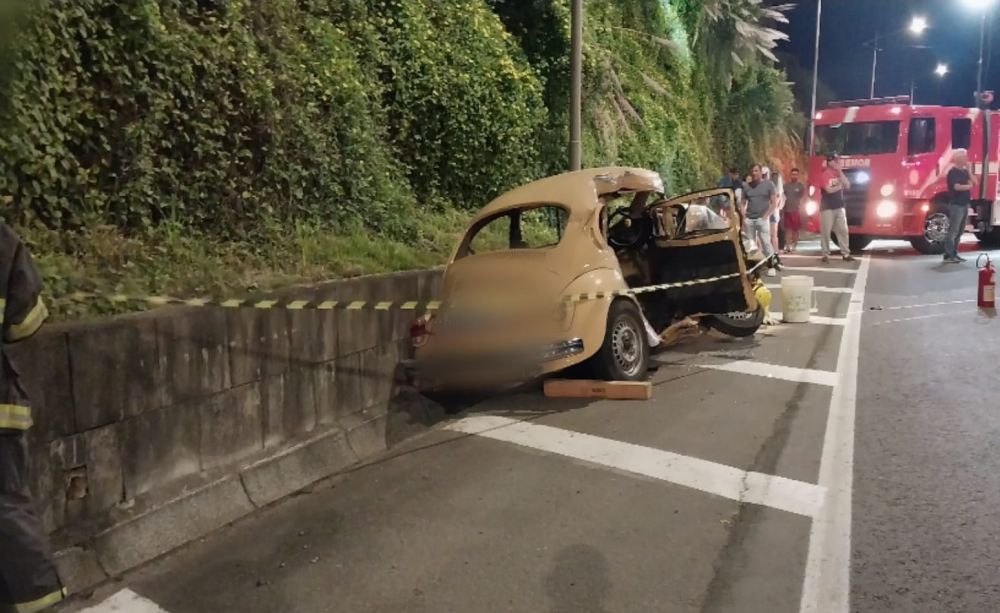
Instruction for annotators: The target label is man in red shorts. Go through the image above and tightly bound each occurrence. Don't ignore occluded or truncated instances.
[782,167,805,253]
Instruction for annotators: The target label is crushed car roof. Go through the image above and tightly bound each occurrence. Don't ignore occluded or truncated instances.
[475,167,665,220]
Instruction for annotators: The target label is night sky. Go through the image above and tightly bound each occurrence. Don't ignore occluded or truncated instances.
[779,0,1000,109]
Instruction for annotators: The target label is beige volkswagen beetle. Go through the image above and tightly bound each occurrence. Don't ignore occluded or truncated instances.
[405,167,765,389]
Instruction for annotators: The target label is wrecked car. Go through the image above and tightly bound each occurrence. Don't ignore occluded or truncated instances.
[404,167,766,389]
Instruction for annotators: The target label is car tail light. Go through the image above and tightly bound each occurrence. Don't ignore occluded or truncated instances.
[410,314,432,348]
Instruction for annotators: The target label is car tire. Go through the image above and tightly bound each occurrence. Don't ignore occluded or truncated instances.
[588,300,649,381]
[706,304,766,338]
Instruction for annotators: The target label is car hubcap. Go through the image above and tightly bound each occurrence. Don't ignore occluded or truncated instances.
[612,319,642,377]
[925,213,949,243]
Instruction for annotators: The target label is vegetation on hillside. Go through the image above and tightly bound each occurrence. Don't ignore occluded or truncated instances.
[0,0,803,318]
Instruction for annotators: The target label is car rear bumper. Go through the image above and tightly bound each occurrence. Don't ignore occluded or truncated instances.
[402,338,585,389]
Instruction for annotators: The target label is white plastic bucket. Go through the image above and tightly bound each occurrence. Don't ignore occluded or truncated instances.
[781,275,814,323]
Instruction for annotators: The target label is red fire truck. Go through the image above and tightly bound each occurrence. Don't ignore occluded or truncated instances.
[803,95,1000,254]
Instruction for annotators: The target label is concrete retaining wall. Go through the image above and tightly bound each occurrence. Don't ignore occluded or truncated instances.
[13,269,443,591]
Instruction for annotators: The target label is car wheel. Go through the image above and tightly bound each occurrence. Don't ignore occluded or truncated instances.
[706,304,766,338]
[588,300,649,381]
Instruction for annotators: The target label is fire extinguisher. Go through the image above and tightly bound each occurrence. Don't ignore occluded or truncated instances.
[977,254,996,308]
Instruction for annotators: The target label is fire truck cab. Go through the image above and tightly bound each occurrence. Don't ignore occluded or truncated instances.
[804,95,1000,254]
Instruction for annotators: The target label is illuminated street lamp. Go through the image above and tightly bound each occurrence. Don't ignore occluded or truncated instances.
[909,16,929,36]
[934,63,949,78]
[961,0,997,97]
[868,16,929,99]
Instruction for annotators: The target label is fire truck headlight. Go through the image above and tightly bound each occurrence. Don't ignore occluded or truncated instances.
[855,171,871,185]
[876,200,899,219]
[880,183,895,197]
[805,200,819,216]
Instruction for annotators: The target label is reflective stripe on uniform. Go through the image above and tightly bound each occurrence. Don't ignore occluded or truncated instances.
[15,587,67,613]
[0,297,5,325]
[0,404,33,430]
[5,298,48,342]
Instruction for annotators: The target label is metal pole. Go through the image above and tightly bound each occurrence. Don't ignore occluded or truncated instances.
[869,32,878,99]
[808,0,823,157]
[569,0,583,171]
[977,11,987,97]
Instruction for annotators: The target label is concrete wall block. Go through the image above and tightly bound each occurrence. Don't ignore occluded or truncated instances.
[260,369,317,448]
[312,362,337,427]
[333,354,362,422]
[55,546,108,595]
[121,403,200,500]
[225,310,262,387]
[69,318,163,431]
[240,429,357,508]
[342,409,388,461]
[358,343,399,411]
[94,475,254,577]
[157,308,231,407]
[5,330,75,440]
[287,295,337,365]
[199,384,264,472]
[26,435,61,533]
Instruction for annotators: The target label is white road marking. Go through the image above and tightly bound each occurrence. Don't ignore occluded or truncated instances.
[446,415,826,518]
[656,351,838,387]
[875,299,976,311]
[870,309,978,327]
[79,589,170,613]
[781,266,858,275]
[770,313,848,326]
[766,284,853,295]
[799,255,871,613]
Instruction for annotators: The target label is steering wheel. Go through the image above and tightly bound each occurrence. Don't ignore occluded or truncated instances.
[607,208,650,250]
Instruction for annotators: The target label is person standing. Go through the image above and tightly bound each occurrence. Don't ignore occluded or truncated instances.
[819,154,856,263]
[0,221,64,613]
[764,167,785,264]
[783,168,805,253]
[742,164,779,277]
[716,166,744,218]
[944,149,976,263]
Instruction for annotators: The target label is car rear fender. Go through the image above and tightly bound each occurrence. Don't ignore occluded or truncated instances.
[556,268,638,366]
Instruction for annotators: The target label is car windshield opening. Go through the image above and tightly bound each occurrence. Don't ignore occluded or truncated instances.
[816,121,900,156]
[460,205,569,258]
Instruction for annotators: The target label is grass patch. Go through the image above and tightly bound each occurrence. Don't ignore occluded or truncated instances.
[26,210,469,321]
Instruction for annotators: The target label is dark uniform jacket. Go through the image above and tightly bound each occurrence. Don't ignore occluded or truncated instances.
[0,221,47,432]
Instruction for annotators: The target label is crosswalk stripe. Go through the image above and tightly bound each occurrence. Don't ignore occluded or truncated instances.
[781,266,857,275]
[445,415,826,518]
[657,350,838,387]
[770,313,847,326]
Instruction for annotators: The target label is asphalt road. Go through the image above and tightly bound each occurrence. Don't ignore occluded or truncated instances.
[63,239,1000,613]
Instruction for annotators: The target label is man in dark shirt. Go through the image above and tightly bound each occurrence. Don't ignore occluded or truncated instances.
[819,154,856,262]
[944,149,976,263]
[716,166,744,218]
[783,168,805,252]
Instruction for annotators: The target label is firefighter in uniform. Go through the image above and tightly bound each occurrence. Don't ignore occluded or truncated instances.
[0,221,64,612]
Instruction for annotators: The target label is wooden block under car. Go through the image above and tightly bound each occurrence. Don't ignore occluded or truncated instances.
[543,379,652,400]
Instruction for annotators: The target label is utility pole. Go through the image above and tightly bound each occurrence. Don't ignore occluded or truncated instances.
[870,32,879,98]
[977,11,987,97]
[808,0,822,157]
[569,0,583,171]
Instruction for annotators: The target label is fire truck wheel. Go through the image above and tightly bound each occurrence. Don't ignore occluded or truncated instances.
[976,229,1000,248]
[832,234,873,253]
[910,237,946,255]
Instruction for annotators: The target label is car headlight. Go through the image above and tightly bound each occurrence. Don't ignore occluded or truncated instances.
[876,200,898,219]
[880,183,895,197]
[808,185,816,197]
[804,200,819,216]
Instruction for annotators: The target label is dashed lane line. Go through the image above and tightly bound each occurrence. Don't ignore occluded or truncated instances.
[799,255,871,613]
[445,415,827,518]
[78,589,169,613]
[655,351,838,387]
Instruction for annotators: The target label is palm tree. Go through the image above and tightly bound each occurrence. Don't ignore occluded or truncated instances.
[697,0,795,84]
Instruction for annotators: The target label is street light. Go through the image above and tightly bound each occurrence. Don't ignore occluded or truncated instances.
[935,63,949,77]
[808,0,822,156]
[909,16,929,36]
[868,16,929,99]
